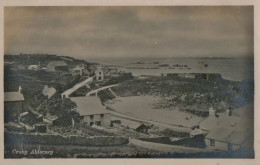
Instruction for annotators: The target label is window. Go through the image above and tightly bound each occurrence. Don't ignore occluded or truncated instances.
[99,76,102,80]
[90,115,94,120]
[96,121,101,126]
[100,114,104,118]
[99,72,102,75]
[210,139,215,146]
[90,122,94,126]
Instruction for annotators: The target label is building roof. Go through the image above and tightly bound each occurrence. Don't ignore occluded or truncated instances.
[47,61,67,67]
[18,111,29,117]
[70,96,109,116]
[201,104,254,147]
[61,77,93,97]
[205,116,253,146]
[44,115,59,121]
[200,103,254,131]
[72,65,84,70]
[233,103,254,119]
[120,119,145,130]
[42,86,56,99]
[190,128,207,136]
[4,92,25,101]
[199,116,220,131]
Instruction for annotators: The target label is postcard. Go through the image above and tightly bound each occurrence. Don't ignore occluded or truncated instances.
[1,0,259,165]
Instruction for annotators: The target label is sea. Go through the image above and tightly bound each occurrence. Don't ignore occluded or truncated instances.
[85,57,254,81]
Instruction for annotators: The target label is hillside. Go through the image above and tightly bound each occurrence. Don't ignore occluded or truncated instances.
[111,75,254,116]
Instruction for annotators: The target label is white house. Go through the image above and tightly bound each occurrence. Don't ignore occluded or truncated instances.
[198,104,253,152]
[94,68,104,81]
[70,96,111,128]
[4,86,25,121]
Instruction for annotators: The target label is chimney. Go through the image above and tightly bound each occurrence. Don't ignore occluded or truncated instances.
[226,109,232,116]
[18,86,22,93]
[209,107,216,117]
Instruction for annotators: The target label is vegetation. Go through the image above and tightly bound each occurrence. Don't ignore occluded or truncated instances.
[98,89,116,103]
[5,67,80,126]
[112,75,254,115]
[102,72,134,86]
[149,128,190,138]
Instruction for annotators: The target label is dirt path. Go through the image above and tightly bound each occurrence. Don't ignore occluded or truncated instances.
[85,84,119,96]
[61,77,93,98]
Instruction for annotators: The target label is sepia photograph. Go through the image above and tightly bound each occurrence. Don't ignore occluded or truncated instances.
[3,6,254,158]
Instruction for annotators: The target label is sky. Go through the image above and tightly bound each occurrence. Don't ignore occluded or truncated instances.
[4,6,253,59]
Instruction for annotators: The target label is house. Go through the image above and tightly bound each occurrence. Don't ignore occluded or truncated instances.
[71,65,84,76]
[18,111,43,125]
[47,61,68,72]
[198,104,254,152]
[94,68,104,81]
[70,96,111,128]
[4,86,25,122]
[42,85,56,99]
[120,119,149,134]
[190,128,207,137]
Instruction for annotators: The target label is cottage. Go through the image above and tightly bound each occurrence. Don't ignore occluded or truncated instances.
[71,65,84,76]
[47,61,68,72]
[199,104,253,152]
[18,111,43,126]
[95,68,104,81]
[120,119,149,134]
[70,96,111,128]
[4,86,25,122]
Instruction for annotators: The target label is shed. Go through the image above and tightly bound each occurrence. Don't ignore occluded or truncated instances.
[120,120,149,134]
[161,73,168,77]
[42,86,56,99]
[4,91,25,122]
